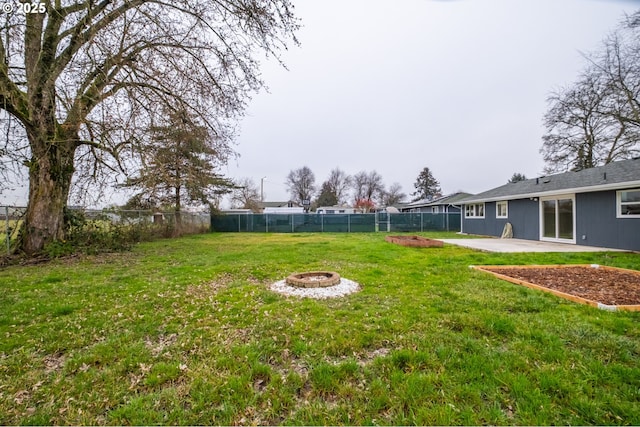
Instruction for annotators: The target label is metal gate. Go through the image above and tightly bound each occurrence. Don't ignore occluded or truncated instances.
[375,211,390,232]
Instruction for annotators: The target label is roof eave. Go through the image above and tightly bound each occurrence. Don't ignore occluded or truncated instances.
[461,180,640,204]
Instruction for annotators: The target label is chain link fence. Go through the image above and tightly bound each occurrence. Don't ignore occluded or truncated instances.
[1,206,211,255]
[211,212,461,233]
[1,206,26,255]
[3,207,461,255]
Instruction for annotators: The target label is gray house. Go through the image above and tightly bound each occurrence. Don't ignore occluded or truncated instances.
[459,157,640,251]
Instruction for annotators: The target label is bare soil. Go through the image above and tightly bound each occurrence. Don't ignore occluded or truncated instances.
[482,266,640,306]
[385,235,443,248]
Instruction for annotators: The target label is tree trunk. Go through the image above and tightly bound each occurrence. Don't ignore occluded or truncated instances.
[21,131,76,255]
[175,185,182,228]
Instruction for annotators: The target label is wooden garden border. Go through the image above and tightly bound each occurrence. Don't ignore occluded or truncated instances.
[471,264,640,312]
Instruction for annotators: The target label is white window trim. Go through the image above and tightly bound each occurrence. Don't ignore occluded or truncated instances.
[617,188,640,218]
[496,201,508,219]
[465,203,485,219]
[539,194,576,244]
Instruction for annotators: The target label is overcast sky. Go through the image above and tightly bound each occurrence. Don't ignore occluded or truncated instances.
[220,0,638,207]
[1,0,637,208]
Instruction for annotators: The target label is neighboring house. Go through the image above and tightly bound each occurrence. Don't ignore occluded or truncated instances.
[458,157,640,251]
[401,192,472,213]
[263,206,304,214]
[316,206,357,214]
[220,209,252,215]
[256,201,300,213]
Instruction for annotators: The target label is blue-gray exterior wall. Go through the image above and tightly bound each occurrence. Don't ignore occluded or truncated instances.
[576,191,640,251]
[462,199,538,239]
[462,190,640,251]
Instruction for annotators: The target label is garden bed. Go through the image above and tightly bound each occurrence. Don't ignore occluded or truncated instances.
[385,235,443,248]
[473,264,640,311]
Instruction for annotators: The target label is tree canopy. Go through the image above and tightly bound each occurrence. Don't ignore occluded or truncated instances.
[411,167,442,202]
[230,178,262,212]
[381,182,406,206]
[352,170,384,204]
[124,109,234,222]
[508,173,527,183]
[285,166,316,207]
[541,11,640,173]
[325,168,352,205]
[0,0,298,253]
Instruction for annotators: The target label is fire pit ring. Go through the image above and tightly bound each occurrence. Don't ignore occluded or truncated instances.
[285,271,341,288]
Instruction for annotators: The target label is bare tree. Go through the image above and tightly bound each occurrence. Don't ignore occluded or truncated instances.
[541,73,628,173]
[286,166,316,206]
[541,12,640,173]
[381,182,406,206]
[325,167,352,204]
[0,1,298,254]
[352,170,384,203]
[230,177,261,212]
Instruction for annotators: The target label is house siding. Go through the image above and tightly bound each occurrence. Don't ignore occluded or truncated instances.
[576,190,640,251]
[508,199,539,240]
[462,190,640,251]
[462,199,538,239]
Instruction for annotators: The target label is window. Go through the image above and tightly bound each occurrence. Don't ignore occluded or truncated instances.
[465,203,485,218]
[496,201,508,218]
[618,189,640,217]
[432,207,438,213]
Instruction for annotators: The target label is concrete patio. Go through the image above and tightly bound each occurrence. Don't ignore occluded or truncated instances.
[437,238,628,253]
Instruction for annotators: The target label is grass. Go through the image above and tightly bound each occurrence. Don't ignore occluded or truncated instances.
[0,232,639,425]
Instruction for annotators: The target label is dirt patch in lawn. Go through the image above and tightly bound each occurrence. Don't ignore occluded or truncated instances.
[474,265,640,310]
[385,235,443,248]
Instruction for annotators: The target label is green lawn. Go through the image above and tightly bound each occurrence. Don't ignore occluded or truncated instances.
[1,232,639,425]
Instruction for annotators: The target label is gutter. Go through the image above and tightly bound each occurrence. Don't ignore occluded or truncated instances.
[462,180,640,204]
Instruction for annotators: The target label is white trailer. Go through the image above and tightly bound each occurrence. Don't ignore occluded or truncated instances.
[263,206,304,214]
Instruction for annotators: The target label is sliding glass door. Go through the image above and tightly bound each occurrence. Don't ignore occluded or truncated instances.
[540,195,575,243]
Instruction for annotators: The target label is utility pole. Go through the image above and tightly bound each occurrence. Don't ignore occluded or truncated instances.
[261,176,267,202]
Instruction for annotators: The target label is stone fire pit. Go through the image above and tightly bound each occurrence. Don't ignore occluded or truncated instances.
[286,271,341,288]
[385,235,443,248]
[270,271,360,299]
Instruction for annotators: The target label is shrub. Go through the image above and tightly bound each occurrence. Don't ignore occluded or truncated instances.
[40,209,211,258]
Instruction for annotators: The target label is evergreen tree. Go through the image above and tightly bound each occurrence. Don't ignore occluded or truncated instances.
[508,173,527,183]
[125,110,234,225]
[411,167,442,202]
[315,182,339,207]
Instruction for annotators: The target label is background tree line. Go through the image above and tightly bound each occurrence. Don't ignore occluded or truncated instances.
[231,166,446,212]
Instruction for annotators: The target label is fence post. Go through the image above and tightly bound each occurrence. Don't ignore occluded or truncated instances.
[5,206,9,255]
[348,214,351,233]
[265,214,269,233]
[321,214,324,233]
